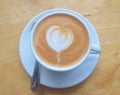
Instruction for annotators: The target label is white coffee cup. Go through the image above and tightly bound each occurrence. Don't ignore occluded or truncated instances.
[30,9,101,72]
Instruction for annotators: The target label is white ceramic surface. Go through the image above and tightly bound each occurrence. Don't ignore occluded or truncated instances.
[19,9,100,88]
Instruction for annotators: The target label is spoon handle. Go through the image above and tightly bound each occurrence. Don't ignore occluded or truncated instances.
[31,61,40,92]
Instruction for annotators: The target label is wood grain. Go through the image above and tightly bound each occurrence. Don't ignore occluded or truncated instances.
[0,0,120,95]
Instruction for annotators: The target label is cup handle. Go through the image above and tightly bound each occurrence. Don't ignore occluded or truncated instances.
[90,44,101,54]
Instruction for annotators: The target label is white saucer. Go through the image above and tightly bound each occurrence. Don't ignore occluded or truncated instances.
[19,10,100,88]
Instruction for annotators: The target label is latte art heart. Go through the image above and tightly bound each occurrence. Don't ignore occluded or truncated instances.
[46,25,74,53]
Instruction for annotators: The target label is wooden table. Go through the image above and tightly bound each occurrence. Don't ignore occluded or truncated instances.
[0,0,120,95]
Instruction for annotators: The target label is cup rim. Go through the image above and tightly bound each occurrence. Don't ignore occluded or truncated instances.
[30,8,91,72]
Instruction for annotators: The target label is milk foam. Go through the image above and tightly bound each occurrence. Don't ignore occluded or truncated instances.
[46,25,73,53]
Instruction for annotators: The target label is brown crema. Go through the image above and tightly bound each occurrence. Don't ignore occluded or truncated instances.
[33,14,89,67]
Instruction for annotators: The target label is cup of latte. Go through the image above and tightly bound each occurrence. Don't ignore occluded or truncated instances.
[30,9,101,72]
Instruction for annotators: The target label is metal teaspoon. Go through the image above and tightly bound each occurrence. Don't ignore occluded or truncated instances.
[31,61,40,92]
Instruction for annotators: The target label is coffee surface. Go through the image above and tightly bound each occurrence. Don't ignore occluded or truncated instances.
[33,14,89,67]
